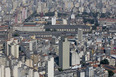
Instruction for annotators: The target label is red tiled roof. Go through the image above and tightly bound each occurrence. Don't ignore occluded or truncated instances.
[24,25,36,26]
[93,65,98,68]
[99,18,116,22]
[102,65,116,73]
[110,50,116,55]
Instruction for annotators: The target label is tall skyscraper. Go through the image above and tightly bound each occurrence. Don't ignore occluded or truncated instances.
[5,38,19,58]
[59,37,70,69]
[28,69,33,77]
[5,67,11,77]
[22,7,27,21]
[0,65,5,77]
[9,42,19,58]
[37,1,42,13]
[13,66,18,77]
[78,28,83,41]
[86,66,94,77]
[55,11,58,18]
[47,0,52,9]
[52,17,56,25]
[29,39,37,51]
[70,51,80,66]
[77,69,85,77]
[46,57,54,77]
[34,71,39,77]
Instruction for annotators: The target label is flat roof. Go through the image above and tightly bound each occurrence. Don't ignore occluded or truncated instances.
[44,25,90,29]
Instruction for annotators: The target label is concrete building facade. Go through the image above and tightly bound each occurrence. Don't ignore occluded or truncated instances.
[59,37,70,69]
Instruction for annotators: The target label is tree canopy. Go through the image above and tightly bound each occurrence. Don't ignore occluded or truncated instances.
[108,70,114,77]
[100,59,109,65]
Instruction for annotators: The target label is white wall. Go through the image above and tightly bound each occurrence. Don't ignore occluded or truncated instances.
[5,67,11,77]
[48,57,54,77]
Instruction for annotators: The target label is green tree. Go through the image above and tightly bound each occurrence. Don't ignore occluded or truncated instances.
[58,13,67,17]
[89,19,94,24]
[45,12,55,16]
[45,28,51,31]
[108,70,114,77]
[95,22,99,26]
[82,12,88,15]
[58,68,63,71]
[83,18,87,24]
[100,59,109,65]
[13,33,19,37]
[100,13,106,18]
[80,61,86,67]
[53,29,57,31]
[92,26,97,30]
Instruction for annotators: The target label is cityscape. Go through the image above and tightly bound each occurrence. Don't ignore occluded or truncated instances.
[0,0,116,77]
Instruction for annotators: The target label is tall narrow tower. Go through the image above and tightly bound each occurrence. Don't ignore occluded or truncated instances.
[78,28,83,41]
[46,57,54,77]
[59,37,70,70]
[52,17,56,25]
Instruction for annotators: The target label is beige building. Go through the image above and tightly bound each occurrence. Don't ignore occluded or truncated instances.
[59,37,70,69]
[5,67,11,77]
[78,28,83,41]
[6,38,19,58]
[29,39,37,51]
[0,65,5,77]
[46,57,54,77]
[9,42,19,58]
[25,59,33,68]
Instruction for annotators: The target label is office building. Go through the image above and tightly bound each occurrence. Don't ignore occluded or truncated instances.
[0,65,5,77]
[52,17,56,25]
[6,38,19,58]
[34,71,39,77]
[70,51,80,66]
[78,28,83,41]
[9,42,19,58]
[46,57,54,77]
[77,69,85,77]
[59,37,70,69]
[86,66,94,77]
[29,39,37,51]
[5,67,11,77]
[13,65,18,77]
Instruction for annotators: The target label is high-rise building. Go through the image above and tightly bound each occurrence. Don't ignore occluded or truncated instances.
[46,57,54,77]
[13,66,18,77]
[71,14,75,19]
[47,0,52,9]
[25,59,33,67]
[34,0,37,5]
[86,66,94,77]
[52,17,56,25]
[0,65,5,77]
[63,19,67,25]
[85,52,90,61]
[5,38,19,57]
[29,39,37,51]
[22,0,26,4]
[77,69,85,77]
[55,11,58,18]
[34,71,39,77]
[78,28,83,41]
[70,51,80,66]
[9,42,19,58]
[59,37,70,69]
[28,69,33,77]
[5,67,11,77]
[37,1,42,13]
[22,7,27,21]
